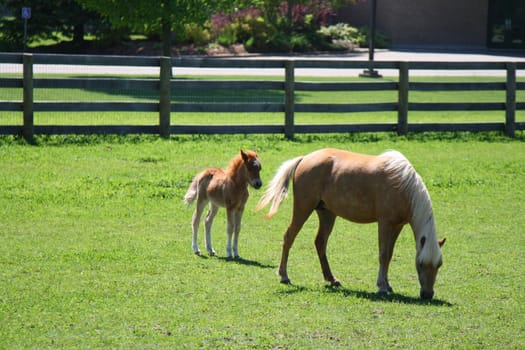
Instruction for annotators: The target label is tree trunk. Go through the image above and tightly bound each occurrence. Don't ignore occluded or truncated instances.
[161,16,171,57]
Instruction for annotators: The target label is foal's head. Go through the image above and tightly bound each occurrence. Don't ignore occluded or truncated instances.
[240,150,262,189]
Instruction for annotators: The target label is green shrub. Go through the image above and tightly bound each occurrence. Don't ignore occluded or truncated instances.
[318,23,359,41]
[356,26,390,48]
[182,23,211,45]
[289,33,311,52]
[217,24,238,46]
[318,23,389,49]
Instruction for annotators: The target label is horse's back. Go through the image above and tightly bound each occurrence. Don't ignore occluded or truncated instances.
[293,148,411,224]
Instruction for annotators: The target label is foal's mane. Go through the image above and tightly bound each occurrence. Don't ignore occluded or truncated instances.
[227,153,245,173]
[382,151,440,264]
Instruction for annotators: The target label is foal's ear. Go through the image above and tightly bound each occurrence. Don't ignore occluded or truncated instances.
[438,238,446,248]
[240,149,248,161]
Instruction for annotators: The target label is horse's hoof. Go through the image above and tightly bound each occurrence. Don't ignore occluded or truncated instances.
[387,286,393,293]
[377,289,391,297]
[377,290,388,297]
[280,278,292,285]
[330,280,342,287]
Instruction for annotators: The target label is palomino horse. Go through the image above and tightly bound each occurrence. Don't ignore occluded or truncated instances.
[257,148,445,300]
[184,150,262,259]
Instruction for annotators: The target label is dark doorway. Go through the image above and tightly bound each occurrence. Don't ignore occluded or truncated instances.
[488,0,525,49]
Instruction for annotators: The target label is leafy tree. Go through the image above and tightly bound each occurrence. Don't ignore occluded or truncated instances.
[0,0,101,51]
[76,0,242,56]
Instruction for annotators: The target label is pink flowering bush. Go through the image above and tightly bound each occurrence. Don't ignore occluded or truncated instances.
[209,0,338,52]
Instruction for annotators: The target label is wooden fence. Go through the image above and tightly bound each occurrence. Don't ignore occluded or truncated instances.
[0,52,524,140]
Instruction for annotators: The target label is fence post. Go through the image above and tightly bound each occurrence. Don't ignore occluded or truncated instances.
[22,53,34,142]
[397,61,409,136]
[284,60,295,140]
[505,62,516,138]
[159,56,171,138]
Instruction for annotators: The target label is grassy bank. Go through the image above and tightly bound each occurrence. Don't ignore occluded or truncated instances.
[0,132,524,348]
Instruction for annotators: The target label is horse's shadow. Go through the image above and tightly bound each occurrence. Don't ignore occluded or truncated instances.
[278,284,453,307]
[213,255,276,269]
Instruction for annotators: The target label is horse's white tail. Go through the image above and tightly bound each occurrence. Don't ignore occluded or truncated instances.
[256,156,303,218]
[184,171,212,206]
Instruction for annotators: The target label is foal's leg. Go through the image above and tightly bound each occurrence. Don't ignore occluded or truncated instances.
[314,209,339,286]
[204,203,219,256]
[225,209,235,259]
[232,208,244,259]
[191,198,208,255]
[376,222,403,294]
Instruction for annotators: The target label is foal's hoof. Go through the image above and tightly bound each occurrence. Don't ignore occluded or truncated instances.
[194,250,201,256]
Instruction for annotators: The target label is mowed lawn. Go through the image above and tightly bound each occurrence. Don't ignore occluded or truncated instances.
[0,133,524,348]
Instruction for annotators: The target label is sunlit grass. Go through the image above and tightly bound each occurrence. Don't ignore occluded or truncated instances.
[0,133,524,348]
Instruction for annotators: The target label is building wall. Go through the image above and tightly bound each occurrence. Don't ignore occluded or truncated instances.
[338,0,489,49]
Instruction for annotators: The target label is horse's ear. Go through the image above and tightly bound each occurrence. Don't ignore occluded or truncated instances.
[438,238,446,248]
[240,149,248,161]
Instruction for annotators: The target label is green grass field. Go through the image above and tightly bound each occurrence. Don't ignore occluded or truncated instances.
[1,132,524,348]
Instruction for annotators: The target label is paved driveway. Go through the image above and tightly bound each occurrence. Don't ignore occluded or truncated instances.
[1,49,524,77]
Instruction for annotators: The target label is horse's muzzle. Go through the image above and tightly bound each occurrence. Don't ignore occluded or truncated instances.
[420,289,434,300]
[252,179,262,189]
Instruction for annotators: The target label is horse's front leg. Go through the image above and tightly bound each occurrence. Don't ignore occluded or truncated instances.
[376,222,403,295]
[225,209,235,259]
[232,209,244,259]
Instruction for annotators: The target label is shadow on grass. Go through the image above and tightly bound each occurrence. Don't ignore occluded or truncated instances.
[2,130,524,147]
[216,256,276,269]
[277,283,453,307]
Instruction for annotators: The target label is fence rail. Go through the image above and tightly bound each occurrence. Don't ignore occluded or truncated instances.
[0,53,524,140]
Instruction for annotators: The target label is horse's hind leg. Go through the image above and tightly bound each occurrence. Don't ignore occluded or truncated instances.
[315,208,339,286]
[204,203,219,256]
[279,207,313,284]
[376,222,403,294]
[191,198,208,255]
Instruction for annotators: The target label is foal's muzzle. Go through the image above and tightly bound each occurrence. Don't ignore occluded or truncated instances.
[252,179,262,189]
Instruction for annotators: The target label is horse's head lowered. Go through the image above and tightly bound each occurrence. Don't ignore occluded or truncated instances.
[241,150,262,189]
[417,237,446,300]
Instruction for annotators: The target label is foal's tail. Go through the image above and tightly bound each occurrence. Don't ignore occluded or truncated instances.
[183,171,213,206]
[256,156,303,218]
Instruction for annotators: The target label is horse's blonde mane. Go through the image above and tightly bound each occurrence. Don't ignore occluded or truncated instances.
[382,151,441,265]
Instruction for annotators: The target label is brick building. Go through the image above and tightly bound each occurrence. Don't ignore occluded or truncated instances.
[338,0,525,50]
